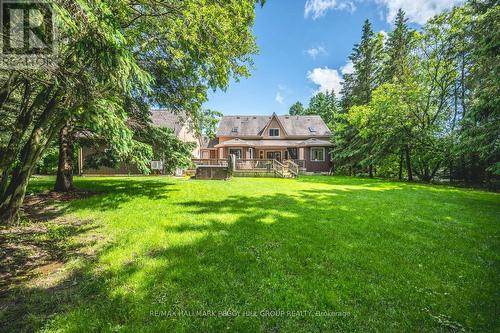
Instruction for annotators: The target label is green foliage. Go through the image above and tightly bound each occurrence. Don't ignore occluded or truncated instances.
[139,127,194,173]
[84,148,120,171]
[383,9,417,83]
[307,91,341,127]
[335,19,386,175]
[342,20,384,108]
[335,3,499,184]
[35,146,59,175]
[288,91,341,129]
[0,0,265,221]
[289,102,305,115]
[460,1,500,175]
[193,109,223,139]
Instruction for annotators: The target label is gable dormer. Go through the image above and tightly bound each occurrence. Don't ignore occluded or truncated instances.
[259,113,288,139]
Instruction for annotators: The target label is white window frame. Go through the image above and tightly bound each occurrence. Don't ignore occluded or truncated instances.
[310,147,325,162]
[248,148,254,159]
[269,128,280,137]
[229,148,242,159]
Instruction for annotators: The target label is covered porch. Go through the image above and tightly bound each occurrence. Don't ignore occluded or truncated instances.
[197,137,333,173]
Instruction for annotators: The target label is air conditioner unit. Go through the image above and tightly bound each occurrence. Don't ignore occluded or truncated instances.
[151,160,163,170]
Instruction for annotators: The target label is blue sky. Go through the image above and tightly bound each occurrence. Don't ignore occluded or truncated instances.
[203,0,462,116]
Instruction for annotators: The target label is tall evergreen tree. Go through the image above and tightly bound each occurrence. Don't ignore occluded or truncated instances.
[342,20,384,108]
[383,9,415,83]
[381,9,416,180]
[337,20,384,177]
[307,91,340,128]
[460,0,500,180]
[288,92,340,129]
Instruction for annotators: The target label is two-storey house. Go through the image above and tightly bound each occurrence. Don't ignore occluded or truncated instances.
[199,113,333,173]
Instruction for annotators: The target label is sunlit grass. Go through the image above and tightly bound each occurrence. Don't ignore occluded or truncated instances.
[2,176,499,332]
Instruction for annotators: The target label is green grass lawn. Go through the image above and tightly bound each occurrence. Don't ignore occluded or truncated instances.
[1,176,499,332]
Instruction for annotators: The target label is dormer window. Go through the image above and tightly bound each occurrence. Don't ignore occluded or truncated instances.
[231,127,239,133]
[269,128,279,137]
[308,126,316,133]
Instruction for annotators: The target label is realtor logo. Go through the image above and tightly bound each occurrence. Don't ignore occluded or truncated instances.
[0,0,57,69]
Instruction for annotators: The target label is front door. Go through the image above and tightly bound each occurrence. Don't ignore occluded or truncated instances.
[266,151,282,161]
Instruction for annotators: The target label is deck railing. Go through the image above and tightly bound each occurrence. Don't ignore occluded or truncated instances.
[191,158,303,178]
[192,159,228,166]
[235,159,274,170]
[288,159,306,169]
[284,160,299,176]
[272,159,285,177]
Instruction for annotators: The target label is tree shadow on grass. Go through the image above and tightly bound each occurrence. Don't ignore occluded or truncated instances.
[0,218,99,291]
[296,175,396,187]
[65,178,178,213]
[21,178,178,222]
[0,216,105,332]
[2,180,499,332]
[0,178,179,332]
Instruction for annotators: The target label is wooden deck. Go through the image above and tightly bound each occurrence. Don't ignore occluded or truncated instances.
[192,158,301,178]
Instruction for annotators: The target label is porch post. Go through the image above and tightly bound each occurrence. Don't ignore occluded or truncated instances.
[299,148,304,160]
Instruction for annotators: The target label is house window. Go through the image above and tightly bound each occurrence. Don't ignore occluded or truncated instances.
[310,147,325,162]
[231,127,239,133]
[267,151,282,161]
[259,150,264,159]
[229,148,242,159]
[248,148,254,159]
[308,126,316,133]
[269,128,280,137]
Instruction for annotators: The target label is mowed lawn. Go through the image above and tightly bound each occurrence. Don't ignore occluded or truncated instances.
[2,176,499,332]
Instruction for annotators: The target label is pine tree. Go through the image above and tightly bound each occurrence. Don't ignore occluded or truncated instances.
[383,9,414,83]
[342,19,384,109]
[337,20,384,177]
[460,1,500,180]
[381,9,416,180]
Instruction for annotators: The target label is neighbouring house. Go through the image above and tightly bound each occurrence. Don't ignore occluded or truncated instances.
[78,109,200,175]
[198,113,333,173]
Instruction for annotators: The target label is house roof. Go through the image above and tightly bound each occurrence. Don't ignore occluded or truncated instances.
[150,109,190,135]
[76,109,192,140]
[297,138,333,147]
[217,114,331,137]
[200,136,219,149]
[215,138,332,148]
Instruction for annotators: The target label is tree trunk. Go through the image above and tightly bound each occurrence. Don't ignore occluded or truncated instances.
[430,162,441,182]
[404,145,413,181]
[0,166,32,224]
[398,152,404,180]
[422,162,430,182]
[0,115,61,224]
[368,164,373,178]
[461,155,468,184]
[449,159,453,183]
[54,124,75,192]
[0,170,9,198]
